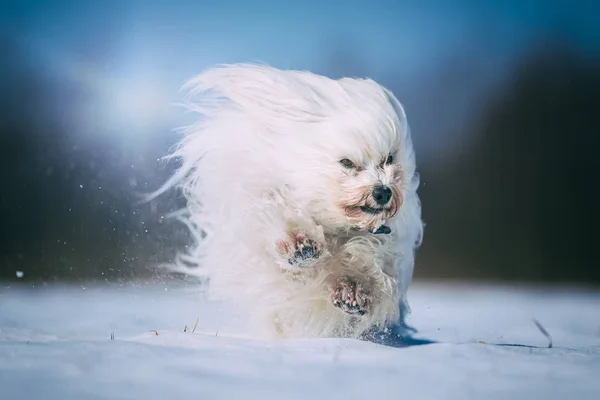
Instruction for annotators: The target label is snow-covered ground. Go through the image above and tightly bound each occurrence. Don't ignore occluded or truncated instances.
[1,281,599,399]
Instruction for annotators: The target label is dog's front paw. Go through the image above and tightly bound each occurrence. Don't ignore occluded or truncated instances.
[330,277,371,316]
[277,231,323,268]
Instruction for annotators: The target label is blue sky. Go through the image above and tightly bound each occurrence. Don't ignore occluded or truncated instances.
[2,0,598,154]
[5,0,598,80]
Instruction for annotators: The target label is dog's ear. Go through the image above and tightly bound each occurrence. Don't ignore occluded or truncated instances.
[182,63,328,123]
[381,88,408,138]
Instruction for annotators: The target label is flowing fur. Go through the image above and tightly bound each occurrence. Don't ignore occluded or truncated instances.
[154,63,423,339]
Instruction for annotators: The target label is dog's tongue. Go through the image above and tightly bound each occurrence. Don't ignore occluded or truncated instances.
[370,225,391,235]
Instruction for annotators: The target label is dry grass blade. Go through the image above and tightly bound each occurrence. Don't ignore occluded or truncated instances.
[532,319,553,348]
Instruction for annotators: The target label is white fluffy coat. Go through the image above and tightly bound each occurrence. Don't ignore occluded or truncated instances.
[155,64,423,339]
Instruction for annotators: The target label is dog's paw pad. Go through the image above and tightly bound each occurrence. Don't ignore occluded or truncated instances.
[278,232,322,268]
[331,277,370,316]
[289,235,322,267]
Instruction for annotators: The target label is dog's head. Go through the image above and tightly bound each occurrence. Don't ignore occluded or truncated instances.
[308,107,411,233]
[275,74,416,234]
[179,64,417,234]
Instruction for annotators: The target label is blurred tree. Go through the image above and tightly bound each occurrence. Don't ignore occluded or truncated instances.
[418,38,600,284]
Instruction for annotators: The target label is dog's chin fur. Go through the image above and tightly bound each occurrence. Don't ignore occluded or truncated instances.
[153,63,423,339]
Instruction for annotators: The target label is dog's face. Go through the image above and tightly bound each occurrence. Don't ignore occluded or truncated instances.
[269,78,415,234]
[334,149,404,232]
[293,85,411,233]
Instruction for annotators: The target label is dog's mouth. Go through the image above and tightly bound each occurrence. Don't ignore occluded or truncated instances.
[370,225,391,234]
[359,206,385,215]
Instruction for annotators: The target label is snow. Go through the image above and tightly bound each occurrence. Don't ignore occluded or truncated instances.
[1,281,599,399]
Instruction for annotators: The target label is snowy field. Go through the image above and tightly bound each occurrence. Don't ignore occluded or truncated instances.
[1,280,599,400]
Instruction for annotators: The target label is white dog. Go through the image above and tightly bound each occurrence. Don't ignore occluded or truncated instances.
[156,63,423,339]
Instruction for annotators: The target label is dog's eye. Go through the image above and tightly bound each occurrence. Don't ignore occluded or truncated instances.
[380,154,393,168]
[339,158,355,169]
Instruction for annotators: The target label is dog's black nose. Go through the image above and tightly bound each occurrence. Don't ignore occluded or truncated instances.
[372,186,392,205]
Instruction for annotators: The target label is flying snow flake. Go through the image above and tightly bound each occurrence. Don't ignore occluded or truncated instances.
[16,270,24,278]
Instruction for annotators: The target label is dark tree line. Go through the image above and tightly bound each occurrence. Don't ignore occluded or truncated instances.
[417,41,600,284]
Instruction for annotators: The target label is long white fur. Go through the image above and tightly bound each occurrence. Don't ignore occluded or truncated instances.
[155,63,423,339]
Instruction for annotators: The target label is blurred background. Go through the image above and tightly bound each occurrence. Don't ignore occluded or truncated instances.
[1,0,598,285]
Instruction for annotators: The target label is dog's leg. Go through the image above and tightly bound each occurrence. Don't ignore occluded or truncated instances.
[276,230,325,269]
